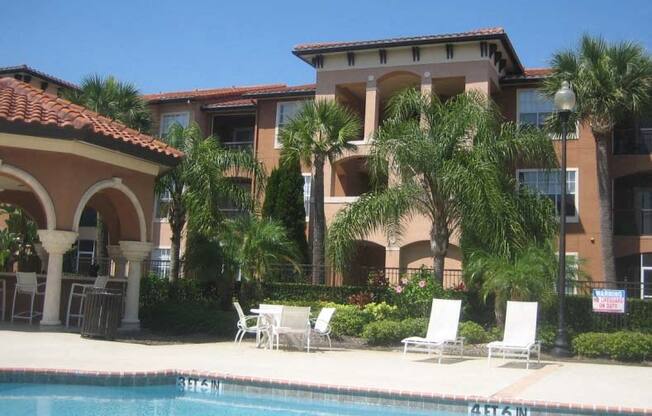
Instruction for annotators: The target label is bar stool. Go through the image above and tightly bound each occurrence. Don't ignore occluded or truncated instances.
[66,275,109,328]
[0,279,6,321]
[11,272,45,324]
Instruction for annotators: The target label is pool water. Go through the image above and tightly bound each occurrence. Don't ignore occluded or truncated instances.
[0,383,458,416]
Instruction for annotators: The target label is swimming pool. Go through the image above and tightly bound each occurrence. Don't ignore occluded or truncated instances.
[0,383,457,416]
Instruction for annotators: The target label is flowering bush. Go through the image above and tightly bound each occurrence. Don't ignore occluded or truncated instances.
[392,268,448,318]
[347,291,374,308]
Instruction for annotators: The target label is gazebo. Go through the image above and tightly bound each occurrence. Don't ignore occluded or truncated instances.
[0,78,182,329]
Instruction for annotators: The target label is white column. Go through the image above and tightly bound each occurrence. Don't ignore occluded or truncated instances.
[37,230,78,326]
[119,240,152,330]
[363,75,380,141]
[106,244,126,278]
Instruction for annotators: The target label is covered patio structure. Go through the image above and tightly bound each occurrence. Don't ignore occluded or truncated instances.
[0,78,182,328]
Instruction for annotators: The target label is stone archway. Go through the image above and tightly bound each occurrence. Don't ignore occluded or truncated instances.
[0,161,56,230]
[72,177,147,242]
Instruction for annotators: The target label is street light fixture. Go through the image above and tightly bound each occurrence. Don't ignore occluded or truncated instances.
[551,81,576,357]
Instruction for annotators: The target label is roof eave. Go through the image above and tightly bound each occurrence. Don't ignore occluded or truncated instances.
[293,33,525,75]
[0,120,182,167]
[243,90,316,99]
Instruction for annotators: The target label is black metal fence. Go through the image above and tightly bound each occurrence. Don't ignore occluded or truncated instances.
[566,279,652,300]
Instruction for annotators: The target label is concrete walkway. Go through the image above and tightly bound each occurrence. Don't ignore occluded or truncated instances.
[0,330,650,410]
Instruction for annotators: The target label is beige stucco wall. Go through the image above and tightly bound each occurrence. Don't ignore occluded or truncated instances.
[0,143,157,243]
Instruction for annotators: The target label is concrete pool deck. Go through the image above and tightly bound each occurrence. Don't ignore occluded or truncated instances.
[0,329,650,412]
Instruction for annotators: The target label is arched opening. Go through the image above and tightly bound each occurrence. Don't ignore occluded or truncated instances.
[377,71,421,124]
[342,240,386,286]
[70,179,147,275]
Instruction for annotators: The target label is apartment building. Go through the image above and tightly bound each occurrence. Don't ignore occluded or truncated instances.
[3,27,648,291]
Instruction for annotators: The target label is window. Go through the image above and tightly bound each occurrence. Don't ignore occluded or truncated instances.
[224,127,254,150]
[517,89,554,129]
[517,169,578,222]
[160,112,190,137]
[155,189,172,220]
[563,253,580,295]
[218,179,251,217]
[302,173,312,220]
[151,248,171,278]
[275,101,303,148]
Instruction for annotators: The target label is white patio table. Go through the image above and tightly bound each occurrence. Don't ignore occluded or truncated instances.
[250,307,281,349]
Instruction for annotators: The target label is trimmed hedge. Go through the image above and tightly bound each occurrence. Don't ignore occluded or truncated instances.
[140,301,237,337]
[572,332,652,361]
[261,282,391,304]
[362,318,428,346]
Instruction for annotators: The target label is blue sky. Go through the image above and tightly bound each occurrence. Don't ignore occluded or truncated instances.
[2,0,650,93]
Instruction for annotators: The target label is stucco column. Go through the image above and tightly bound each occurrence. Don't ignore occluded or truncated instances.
[364,75,380,141]
[106,244,126,278]
[33,242,48,274]
[119,240,152,330]
[385,246,401,286]
[421,71,432,96]
[37,230,78,326]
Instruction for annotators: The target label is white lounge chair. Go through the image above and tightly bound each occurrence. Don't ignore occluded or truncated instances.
[66,275,110,328]
[401,298,464,363]
[272,306,311,352]
[11,272,45,324]
[233,301,270,344]
[310,307,335,349]
[487,301,541,369]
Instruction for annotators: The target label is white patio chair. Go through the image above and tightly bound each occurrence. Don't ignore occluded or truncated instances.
[272,306,311,352]
[401,298,464,363]
[256,304,284,348]
[487,301,541,369]
[310,307,335,349]
[11,272,45,324]
[65,275,109,328]
[233,301,270,344]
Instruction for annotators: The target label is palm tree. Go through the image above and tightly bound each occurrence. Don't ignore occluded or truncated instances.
[218,214,301,281]
[542,35,652,283]
[328,89,557,284]
[279,100,362,284]
[466,241,557,326]
[156,122,265,282]
[65,74,151,132]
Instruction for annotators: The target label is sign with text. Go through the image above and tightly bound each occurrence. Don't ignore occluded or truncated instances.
[592,289,626,314]
[176,376,222,394]
[468,403,530,416]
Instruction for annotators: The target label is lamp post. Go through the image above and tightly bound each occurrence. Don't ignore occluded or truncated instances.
[551,81,576,357]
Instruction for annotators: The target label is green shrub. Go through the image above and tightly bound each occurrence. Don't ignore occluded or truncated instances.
[572,332,652,361]
[392,269,449,319]
[362,318,428,346]
[537,325,558,350]
[261,282,391,304]
[325,303,373,337]
[458,321,489,344]
[363,302,399,321]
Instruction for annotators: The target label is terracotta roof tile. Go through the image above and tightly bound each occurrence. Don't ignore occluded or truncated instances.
[243,84,316,98]
[502,67,552,82]
[294,27,505,52]
[143,83,285,102]
[202,98,256,110]
[0,77,183,160]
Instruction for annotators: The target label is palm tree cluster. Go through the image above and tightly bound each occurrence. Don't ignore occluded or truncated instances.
[327,89,558,284]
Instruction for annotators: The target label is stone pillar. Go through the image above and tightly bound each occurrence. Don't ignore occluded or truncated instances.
[421,71,432,96]
[385,246,401,286]
[364,75,380,141]
[37,230,78,326]
[119,240,152,330]
[33,243,48,274]
[106,245,126,278]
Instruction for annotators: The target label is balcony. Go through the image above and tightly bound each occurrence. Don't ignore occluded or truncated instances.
[614,209,652,236]
[614,127,652,155]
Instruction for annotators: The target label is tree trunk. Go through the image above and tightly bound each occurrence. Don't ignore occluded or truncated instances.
[594,131,617,284]
[430,223,449,285]
[169,211,185,283]
[494,295,506,327]
[311,157,326,285]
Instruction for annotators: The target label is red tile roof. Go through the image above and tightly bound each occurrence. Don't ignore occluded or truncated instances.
[202,98,256,110]
[243,84,316,98]
[502,67,552,82]
[294,27,505,52]
[143,84,285,103]
[0,77,182,162]
[0,64,80,91]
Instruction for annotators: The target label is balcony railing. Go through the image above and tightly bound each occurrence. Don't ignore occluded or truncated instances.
[221,141,253,151]
[613,127,652,155]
